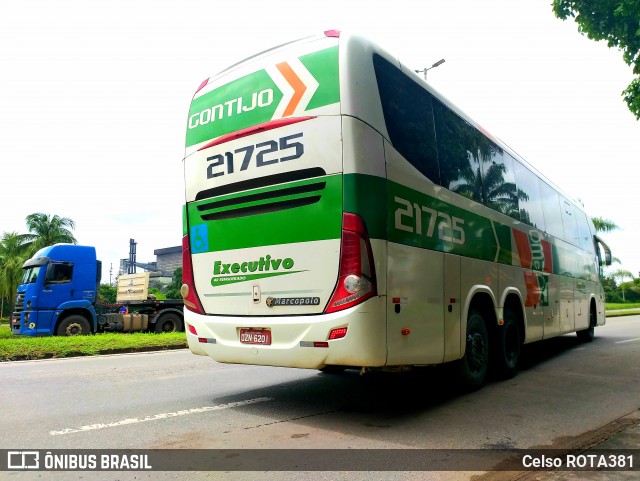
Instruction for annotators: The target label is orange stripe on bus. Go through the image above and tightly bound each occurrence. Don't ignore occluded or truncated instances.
[276,62,307,117]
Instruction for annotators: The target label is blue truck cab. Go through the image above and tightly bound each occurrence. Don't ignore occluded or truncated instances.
[12,244,100,336]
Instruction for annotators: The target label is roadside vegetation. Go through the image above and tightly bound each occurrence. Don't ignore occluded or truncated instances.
[605,303,640,317]
[0,324,187,361]
[606,303,640,310]
[1,212,638,361]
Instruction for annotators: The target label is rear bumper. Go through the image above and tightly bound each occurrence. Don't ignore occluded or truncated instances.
[185,296,387,369]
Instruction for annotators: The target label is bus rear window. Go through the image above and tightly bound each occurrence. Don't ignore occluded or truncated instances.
[373,54,440,185]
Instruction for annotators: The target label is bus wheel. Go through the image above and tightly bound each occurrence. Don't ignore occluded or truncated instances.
[154,313,183,333]
[455,309,489,391]
[577,305,596,343]
[57,315,91,336]
[495,308,521,379]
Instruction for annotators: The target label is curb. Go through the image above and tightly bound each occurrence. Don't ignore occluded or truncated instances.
[1,343,188,362]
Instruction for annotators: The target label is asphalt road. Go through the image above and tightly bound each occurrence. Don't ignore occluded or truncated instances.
[2,315,640,481]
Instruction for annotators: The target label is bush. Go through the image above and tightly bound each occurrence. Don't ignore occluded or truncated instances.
[148,288,167,300]
[98,284,117,304]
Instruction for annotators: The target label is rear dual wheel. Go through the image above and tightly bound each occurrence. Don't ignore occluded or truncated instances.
[494,308,521,379]
[455,309,489,392]
[456,307,522,391]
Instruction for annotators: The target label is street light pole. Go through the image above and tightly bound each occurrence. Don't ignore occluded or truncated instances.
[415,58,446,80]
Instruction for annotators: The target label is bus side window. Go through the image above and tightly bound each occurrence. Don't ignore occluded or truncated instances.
[513,159,546,231]
[481,149,520,220]
[433,99,484,204]
[574,207,595,254]
[373,54,440,185]
[561,198,580,247]
[540,181,564,240]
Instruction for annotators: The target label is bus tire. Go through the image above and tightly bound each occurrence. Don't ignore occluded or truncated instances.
[577,304,596,343]
[57,315,91,336]
[154,312,183,333]
[494,308,521,379]
[455,309,489,392]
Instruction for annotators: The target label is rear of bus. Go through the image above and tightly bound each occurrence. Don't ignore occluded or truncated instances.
[181,31,387,369]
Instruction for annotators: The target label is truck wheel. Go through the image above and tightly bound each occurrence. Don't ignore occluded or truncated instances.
[57,315,91,336]
[154,313,183,333]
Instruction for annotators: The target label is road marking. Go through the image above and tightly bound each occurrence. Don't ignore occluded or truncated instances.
[49,397,273,436]
[615,337,640,344]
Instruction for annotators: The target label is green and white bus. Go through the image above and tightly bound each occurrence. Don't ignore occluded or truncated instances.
[181,30,612,390]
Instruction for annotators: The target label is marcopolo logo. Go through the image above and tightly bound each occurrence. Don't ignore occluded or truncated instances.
[211,255,302,286]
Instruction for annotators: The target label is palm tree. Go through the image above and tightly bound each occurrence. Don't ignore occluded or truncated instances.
[0,232,29,317]
[611,269,634,302]
[592,217,619,233]
[23,213,77,254]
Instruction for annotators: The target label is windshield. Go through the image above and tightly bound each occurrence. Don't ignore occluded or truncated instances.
[21,266,42,285]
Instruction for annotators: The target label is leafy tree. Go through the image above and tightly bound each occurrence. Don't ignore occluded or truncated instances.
[98,284,117,304]
[148,288,167,300]
[23,213,77,254]
[0,214,78,317]
[552,0,640,119]
[165,268,183,300]
[0,232,29,317]
[592,216,619,233]
[611,269,634,301]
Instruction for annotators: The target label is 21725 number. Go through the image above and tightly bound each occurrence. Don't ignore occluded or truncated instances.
[207,132,304,179]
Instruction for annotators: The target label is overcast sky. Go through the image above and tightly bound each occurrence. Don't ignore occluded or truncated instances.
[1,0,638,283]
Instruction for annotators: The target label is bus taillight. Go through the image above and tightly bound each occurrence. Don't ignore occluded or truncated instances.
[181,235,205,314]
[325,213,377,313]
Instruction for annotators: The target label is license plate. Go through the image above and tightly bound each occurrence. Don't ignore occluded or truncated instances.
[240,329,271,345]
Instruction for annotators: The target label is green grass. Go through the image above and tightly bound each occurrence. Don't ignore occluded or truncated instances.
[0,325,187,362]
[606,303,640,310]
[605,303,640,317]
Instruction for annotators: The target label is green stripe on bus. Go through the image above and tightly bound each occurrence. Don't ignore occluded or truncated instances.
[388,181,499,262]
[343,173,595,280]
[189,171,595,280]
[182,204,188,237]
[212,270,305,286]
[300,46,340,111]
[186,46,340,148]
[187,174,343,252]
[344,173,499,262]
[343,174,387,240]
[186,70,282,148]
